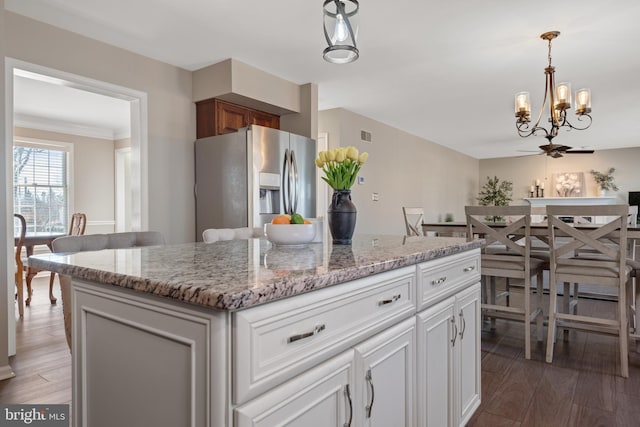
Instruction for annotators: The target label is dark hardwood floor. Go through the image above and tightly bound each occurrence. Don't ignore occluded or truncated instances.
[0,276,71,405]
[468,296,640,427]
[1,278,638,427]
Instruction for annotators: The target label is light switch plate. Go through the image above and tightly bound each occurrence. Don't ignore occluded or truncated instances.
[372,193,379,201]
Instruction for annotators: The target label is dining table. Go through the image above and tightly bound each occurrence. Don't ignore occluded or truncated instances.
[422,221,640,240]
[422,221,640,342]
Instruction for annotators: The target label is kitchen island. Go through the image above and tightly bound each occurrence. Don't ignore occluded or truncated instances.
[30,235,483,427]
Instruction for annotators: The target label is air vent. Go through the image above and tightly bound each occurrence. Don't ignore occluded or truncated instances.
[360,130,372,143]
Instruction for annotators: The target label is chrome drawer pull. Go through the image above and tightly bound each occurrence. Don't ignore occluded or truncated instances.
[463,265,475,272]
[451,317,458,346]
[287,324,326,344]
[344,384,353,427]
[431,276,447,286]
[378,294,401,306]
[365,369,375,418]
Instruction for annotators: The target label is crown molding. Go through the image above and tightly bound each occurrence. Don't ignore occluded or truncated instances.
[13,113,130,140]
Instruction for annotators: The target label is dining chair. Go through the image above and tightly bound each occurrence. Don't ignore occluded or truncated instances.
[465,205,545,359]
[568,205,639,333]
[402,207,424,237]
[202,227,263,243]
[545,204,632,377]
[25,212,87,306]
[14,214,27,318]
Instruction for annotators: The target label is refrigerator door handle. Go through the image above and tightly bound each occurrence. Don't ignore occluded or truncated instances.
[291,150,299,214]
[287,150,294,214]
[282,149,291,214]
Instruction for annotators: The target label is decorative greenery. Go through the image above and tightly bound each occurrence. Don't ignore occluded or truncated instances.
[315,147,369,190]
[477,176,513,222]
[590,167,619,191]
[478,176,513,206]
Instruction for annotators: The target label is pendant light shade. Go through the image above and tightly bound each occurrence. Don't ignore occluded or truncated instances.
[323,0,359,64]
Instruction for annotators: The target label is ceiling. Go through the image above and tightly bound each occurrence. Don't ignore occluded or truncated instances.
[6,0,640,158]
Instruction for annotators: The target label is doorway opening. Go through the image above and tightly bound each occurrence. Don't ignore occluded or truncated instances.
[4,58,149,354]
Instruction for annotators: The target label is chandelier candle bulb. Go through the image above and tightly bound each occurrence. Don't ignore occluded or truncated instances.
[555,82,572,110]
[515,92,531,118]
[575,88,591,114]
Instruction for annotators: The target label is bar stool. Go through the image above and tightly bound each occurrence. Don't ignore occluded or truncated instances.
[465,205,546,359]
[545,204,632,377]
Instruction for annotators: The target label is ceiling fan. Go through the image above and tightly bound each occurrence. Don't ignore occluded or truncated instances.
[520,143,595,158]
[539,143,594,158]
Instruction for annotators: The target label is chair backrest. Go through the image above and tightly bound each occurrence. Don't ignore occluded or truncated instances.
[547,204,628,283]
[628,205,638,226]
[465,205,533,267]
[202,227,263,243]
[52,231,165,253]
[14,214,26,276]
[68,213,87,236]
[402,207,424,236]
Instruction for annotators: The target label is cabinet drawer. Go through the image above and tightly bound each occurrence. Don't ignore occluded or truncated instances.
[417,250,480,311]
[233,266,416,404]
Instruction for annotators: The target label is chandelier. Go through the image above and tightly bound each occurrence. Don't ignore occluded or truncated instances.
[323,0,359,64]
[515,31,592,143]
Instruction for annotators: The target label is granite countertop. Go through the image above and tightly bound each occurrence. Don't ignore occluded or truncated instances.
[29,234,482,311]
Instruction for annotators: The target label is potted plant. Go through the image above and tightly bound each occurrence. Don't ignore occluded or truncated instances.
[315,146,368,244]
[477,176,513,222]
[590,167,618,195]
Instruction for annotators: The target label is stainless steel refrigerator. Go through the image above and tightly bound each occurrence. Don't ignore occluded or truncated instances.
[195,125,316,240]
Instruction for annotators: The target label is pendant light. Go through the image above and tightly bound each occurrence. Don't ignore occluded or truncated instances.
[323,0,359,64]
[515,31,592,143]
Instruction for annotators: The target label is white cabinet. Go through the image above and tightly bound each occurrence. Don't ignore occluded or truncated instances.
[69,247,481,427]
[233,266,416,403]
[235,351,356,427]
[235,317,416,427]
[417,282,481,427]
[455,283,482,426]
[355,317,416,427]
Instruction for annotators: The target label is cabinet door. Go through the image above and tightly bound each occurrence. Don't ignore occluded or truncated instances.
[455,283,481,427]
[355,317,416,427]
[251,109,280,129]
[235,350,355,427]
[215,99,250,135]
[417,297,456,427]
[195,98,216,139]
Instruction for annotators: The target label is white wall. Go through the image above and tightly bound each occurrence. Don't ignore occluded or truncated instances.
[4,10,195,244]
[479,147,640,204]
[319,108,480,235]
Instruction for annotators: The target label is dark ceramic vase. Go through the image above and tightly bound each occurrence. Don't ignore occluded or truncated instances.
[327,190,357,244]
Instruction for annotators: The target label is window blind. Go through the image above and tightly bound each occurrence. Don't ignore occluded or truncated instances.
[13,145,69,234]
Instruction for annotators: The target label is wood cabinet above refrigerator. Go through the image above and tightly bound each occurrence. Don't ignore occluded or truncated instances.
[196,98,280,138]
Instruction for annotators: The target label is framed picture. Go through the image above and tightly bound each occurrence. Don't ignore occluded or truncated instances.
[552,172,585,197]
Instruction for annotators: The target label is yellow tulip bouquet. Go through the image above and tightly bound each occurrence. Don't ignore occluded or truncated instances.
[315,146,369,190]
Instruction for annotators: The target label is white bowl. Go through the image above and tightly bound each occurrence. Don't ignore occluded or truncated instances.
[264,223,316,247]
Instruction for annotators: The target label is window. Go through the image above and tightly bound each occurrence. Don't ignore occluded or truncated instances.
[13,141,71,234]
